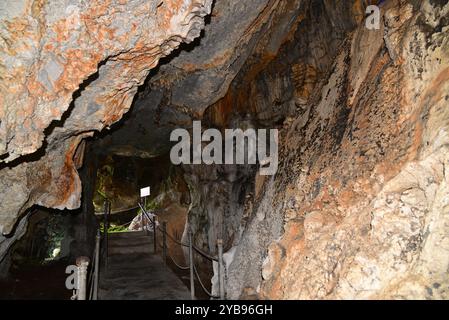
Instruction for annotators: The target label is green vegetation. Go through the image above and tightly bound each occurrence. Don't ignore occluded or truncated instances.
[100,222,129,233]
[144,197,160,211]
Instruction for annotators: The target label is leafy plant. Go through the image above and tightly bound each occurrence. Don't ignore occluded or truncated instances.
[145,197,160,211]
[99,222,129,233]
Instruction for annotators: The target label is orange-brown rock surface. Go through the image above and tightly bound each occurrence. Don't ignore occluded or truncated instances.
[225,0,449,299]
[0,0,212,235]
[1,0,448,301]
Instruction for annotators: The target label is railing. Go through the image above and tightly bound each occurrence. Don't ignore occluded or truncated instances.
[70,256,89,300]
[137,202,226,300]
[83,199,112,300]
[139,203,157,253]
[71,229,100,300]
[74,198,226,300]
[87,230,101,300]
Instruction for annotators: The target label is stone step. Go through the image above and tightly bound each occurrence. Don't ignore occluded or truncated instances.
[98,287,190,300]
[107,231,146,239]
[108,235,153,247]
[99,233,190,300]
[105,260,155,270]
[100,275,174,287]
[106,233,154,256]
[103,259,157,272]
[105,252,151,264]
[108,243,152,255]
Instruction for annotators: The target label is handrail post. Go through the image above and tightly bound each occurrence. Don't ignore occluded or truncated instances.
[140,198,145,233]
[189,228,195,300]
[153,215,157,253]
[217,239,225,300]
[93,229,100,300]
[76,256,90,300]
[162,221,167,264]
[103,200,109,269]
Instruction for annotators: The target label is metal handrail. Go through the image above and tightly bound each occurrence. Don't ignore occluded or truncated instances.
[109,206,139,215]
[87,229,100,300]
[88,246,96,299]
[149,214,219,262]
[193,262,219,299]
[138,203,158,252]
[110,217,135,229]
[96,199,227,300]
[138,202,155,224]
[138,201,225,299]
[192,244,219,262]
[167,252,190,270]
[160,225,185,246]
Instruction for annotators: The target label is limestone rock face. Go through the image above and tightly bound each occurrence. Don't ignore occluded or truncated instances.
[1,0,448,301]
[0,214,27,277]
[92,0,449,300]
[225,0,449,299]
[0,0,212,234]
[92,0,300,158]
[182,158,256,256]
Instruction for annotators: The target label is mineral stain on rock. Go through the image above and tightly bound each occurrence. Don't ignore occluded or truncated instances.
[1,0,449,301]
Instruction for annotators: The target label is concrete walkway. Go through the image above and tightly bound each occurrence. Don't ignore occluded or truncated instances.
[98,231,190,300]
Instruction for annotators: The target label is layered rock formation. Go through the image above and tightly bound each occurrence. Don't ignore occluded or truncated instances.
[0,0,212,235]
[1,0,448,300]
[225,0,449,299]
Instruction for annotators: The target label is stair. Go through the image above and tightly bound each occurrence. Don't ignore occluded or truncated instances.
[107,232,153,255]
[99,231,190,300]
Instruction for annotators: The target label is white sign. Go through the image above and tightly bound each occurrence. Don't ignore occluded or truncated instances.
[140,186,150,197]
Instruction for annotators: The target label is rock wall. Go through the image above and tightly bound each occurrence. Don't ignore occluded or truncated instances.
[1,0,448,300]
[0,0,213,235]
[225,0,449,299]
[182,152,256,255]
[0,215,27,279]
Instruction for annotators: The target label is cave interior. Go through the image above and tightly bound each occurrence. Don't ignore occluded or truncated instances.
[0,0,449,300]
